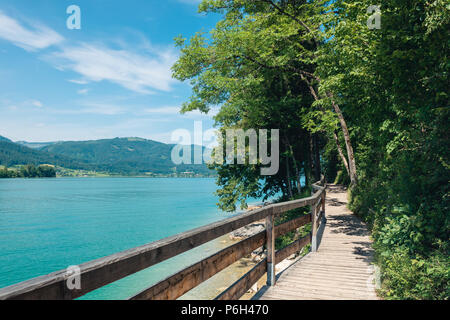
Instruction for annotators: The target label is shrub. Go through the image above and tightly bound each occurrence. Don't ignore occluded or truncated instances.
[378,246,449,300]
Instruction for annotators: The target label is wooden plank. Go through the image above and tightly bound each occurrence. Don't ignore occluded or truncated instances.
[266,179,325,216]
[215,259,267,300]
[316,211,324,229]
[0,206,272,300]
[275,215,311,238]
[275,285,377,300]
[287,270,372,279]
[276,279,374,294]
[289,265,373,274]
[214,214,316,300]
[262,286,371,300]
[131,213,312,300]
[281,273,371,284]
[275,235,311,265]
[264,281,375,299]
[272,196,316,215]
[321,190,326,218]
[130,231,266,300]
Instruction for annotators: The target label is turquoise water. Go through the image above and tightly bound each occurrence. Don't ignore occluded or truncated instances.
[0,178,247,300]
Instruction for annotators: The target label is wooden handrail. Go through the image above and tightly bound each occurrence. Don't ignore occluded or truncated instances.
[0,178,327,300]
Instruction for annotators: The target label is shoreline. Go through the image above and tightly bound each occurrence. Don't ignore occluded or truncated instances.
[0,175,218,180]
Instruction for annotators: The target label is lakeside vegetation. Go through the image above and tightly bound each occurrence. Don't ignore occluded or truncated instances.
[173,0,449,300]
[0,164,56,178]
[0,164,216,179]
[55,166,215,178]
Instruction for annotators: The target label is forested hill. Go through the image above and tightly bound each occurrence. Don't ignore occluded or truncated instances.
[40,138,212,175]
[0,136,212,175]
[0,139,92,170]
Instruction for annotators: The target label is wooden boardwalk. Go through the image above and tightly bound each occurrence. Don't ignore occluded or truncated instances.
[256,185,379,300]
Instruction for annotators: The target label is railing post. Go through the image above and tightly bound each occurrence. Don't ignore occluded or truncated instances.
[265,207,276,286]
[311,202,318,252]
[322,189,326,219]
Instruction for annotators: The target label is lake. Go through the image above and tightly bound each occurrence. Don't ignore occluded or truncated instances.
[0,178,259,300]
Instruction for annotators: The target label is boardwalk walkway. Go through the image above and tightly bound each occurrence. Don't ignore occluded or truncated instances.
[256,185,379,300]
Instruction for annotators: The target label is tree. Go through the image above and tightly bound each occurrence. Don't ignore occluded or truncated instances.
[174,0,449,299]
[195,0,359,186]
[173,0,327,211]
[317,0,449,299]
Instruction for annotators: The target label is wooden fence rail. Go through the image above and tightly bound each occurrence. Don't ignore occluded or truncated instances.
[0,178,326,300]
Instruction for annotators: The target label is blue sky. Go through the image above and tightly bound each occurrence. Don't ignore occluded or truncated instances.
[0,0,220,143]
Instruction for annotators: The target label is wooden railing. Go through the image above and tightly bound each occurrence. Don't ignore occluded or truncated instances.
[0,178,326,300]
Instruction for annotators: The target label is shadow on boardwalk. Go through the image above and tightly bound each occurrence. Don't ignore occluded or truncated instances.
[254,185,379,300]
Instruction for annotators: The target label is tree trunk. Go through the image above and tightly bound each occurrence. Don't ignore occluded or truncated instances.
[284,135,302,194]
[294,162,302,194]
[300,75,358,186]
[328,94,358,186]
[309,134,315,182]
[285,155,294,199]
[313,134,321,182]
[304,158,311,188]
[333,130,350,176]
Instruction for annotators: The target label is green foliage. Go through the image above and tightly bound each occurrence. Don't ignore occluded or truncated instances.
[0,164,56,178]
[334,170,350,186]
[0,140,89,170]
[174,0,449,299]
[327,0,450,299]
[274,190,312,251]
[173,0,326,211]
[376,246,449,300]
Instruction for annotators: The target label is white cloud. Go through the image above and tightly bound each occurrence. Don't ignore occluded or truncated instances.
[56,102,127,116]
[48,43,178,94]
[69,79,89,85]
[31,100,43,108]
[144,106,181,114]
[77,89,89,95]
[0,11,64,51]
[0,11,178,95]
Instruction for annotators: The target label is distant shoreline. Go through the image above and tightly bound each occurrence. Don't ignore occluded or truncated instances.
[0,176,218,180]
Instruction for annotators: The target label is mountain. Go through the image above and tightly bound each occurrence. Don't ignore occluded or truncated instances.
[40,137,212,175]
[3,137,212,175]
[0,139,93,170]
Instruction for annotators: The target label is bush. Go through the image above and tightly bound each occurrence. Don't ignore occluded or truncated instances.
[334,170,350,185]
[354,200,450,300]
[349,177,449,300]
[378,246,449,300]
